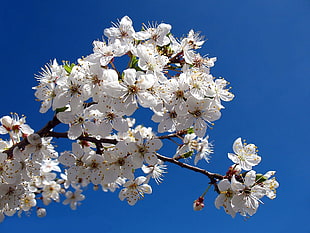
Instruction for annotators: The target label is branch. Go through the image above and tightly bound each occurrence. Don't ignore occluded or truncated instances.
[157,129,188,140]
[47,131,117,146]
[3,115,223,184]
[156,154,224,183]
[4,115,61,159]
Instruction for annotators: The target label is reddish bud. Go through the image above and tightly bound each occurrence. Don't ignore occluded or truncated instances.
[193,196,205,211]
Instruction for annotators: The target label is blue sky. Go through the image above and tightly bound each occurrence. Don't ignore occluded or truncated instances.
[1,0,310,232]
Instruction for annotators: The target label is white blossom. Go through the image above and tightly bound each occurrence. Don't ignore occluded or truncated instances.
[119,176,152,206]
[228,138,261,171]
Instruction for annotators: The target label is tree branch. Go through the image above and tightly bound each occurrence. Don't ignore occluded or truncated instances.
[46,132,118,146]
[4,115,61,159]
[156,154,224,183]
[3,115,224,184]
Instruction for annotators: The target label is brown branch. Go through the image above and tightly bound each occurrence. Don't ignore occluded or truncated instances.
[3,115,224,183]
[157,129,188,140]
[46,132,118,145]
[4,115,61,159]
[156,153,224,183]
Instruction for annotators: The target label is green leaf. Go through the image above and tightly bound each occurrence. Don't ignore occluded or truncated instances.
[187,128,194,134]
[63,61,75,74]
[55,106,69,113]
[255,174,268,183]
[181,151,194,158]
[129,55,143,71]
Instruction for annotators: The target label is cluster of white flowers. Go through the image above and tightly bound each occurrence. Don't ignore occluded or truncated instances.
[214,138,279,217]
[0,16,278,222]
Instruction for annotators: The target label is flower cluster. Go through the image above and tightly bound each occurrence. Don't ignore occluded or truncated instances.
[214,138,279,217]
[0,16,278,222]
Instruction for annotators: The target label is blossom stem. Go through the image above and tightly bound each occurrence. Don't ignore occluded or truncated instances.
[201,184,212,197]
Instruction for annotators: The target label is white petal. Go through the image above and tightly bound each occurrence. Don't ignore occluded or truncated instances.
[68,124,82,140]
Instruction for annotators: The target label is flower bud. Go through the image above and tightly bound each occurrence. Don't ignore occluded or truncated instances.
[27,133,42,146]
[1,116,13,128]
[36,208,47,218]
[193,196,204,211]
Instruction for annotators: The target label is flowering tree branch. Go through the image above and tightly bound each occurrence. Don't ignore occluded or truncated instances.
[0,16,279,223]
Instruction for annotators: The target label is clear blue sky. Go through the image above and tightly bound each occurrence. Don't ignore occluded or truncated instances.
[1,0,309,232]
